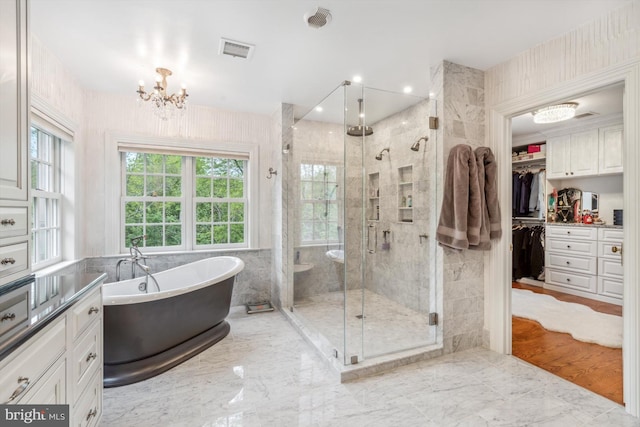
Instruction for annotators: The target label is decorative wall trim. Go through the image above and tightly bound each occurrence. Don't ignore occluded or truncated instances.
[486,63,640,417]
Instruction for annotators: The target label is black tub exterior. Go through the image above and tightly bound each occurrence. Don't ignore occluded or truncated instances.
[103,275,235,387]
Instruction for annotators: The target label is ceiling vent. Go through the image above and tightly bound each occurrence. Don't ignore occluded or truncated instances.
[574,112,598,119]
[304,7,332,29]
[219,38,255,60]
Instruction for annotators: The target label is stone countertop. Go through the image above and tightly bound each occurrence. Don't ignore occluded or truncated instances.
[0,272,106,362]
[545,222,622,229]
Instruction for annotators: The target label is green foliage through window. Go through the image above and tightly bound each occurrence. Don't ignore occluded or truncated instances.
[122,152,247,250]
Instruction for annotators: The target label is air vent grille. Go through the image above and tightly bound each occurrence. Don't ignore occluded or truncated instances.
[574,112,598,119]
[305,7,332,29]
[219,38,255,60]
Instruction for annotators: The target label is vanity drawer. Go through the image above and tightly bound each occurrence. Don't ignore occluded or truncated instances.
[0,317,66,404]
[546,269,597,293]
[598,276,623,299]
[599,241,623,260]
[0,207,28,239]
[546,238,597,257]
[598,228,624,242]
[599,257,623,279]
[73,369,102,427]
[0,290,29,337]
[546,226,596,241]
[71,286,102,339]
[546,252,596,275]
[0,242,28,279]
[71,319,101,404]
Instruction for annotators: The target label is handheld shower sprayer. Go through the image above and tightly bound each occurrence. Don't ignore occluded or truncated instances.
[375,148,390,160]
[411,136,428,152]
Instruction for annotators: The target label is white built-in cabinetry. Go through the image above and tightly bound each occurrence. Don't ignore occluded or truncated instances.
[545,225,622,304]
[598,125,624,175]
[0,0,30,286]
[0,285,104,426]
[546,124,623,179]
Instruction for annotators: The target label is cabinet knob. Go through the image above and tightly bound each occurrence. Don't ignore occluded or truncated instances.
[566,261,570,265]
[566,278,571,282]
[1,313,16,322]
[0,218,16,226]
[565,172,568,176]
[86,352,97,362]
[566,231,570,234]
[566,245,571,249]
[88,306,99,315]
[1,258,16,266]
[5,377,30,403]
[570,172,574,175]
[612,246,619,253]
[86,408,97,421]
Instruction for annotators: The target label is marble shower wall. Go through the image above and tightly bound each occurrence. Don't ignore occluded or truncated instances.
[84,250,272,307]
[431,61,486,353]
[362,98,434,312]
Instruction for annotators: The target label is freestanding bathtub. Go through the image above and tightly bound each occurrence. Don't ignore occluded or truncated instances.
[102,256,244,387]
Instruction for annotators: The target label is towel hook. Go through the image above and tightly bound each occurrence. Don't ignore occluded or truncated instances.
[266,167,278,179]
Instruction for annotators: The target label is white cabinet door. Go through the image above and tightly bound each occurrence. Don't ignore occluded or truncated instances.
[570,129,599,177]
[546,135,571,178]
[599,125,623,174]
[0,0,28,202]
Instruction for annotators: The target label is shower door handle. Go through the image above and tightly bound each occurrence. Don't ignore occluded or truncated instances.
[367,224,377,254]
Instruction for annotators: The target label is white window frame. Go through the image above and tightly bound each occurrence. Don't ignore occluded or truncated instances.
[106,133,259,254]
[299,162,340,245]
[30,126,62,269]
[29,97,78,271]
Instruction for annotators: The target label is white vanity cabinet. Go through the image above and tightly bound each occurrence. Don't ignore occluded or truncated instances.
[0,281,103,426]
[0,0,30,287]
[545,225,623,304]
[597,228,623,299]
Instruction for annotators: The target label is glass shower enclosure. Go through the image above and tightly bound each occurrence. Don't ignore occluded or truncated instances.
[286,81,439,366]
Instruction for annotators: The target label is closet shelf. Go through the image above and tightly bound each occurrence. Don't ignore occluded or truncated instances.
[512,155,546,166]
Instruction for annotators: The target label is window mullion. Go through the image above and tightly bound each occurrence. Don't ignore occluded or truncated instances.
[184,157,193,250]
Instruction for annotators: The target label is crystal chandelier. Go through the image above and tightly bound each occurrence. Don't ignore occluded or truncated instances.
[532,102,578,124]
[137,68,188,120]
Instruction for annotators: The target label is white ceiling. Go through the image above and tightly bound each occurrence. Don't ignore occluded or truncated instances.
[31,0,630,121]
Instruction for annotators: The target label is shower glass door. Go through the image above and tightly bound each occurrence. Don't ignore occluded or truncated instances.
[290,81,439,365]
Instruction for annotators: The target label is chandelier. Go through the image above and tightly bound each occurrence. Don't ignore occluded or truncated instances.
[532,102,578,124]
[137,67,188,120]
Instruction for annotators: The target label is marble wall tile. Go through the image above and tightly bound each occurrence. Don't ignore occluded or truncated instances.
[432,60,487,355]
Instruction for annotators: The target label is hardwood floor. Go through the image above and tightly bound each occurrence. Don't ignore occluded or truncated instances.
[511,282,623,405]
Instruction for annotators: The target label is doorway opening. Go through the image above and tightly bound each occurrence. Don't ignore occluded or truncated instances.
[509,83,624,404]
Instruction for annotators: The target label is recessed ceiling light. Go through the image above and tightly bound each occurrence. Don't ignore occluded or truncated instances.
[353,75,362,83]
[315,106,323,112]
[403,86,413,94]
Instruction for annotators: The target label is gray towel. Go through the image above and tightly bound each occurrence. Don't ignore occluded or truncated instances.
[436,144,482,250]
[471,147,502,250]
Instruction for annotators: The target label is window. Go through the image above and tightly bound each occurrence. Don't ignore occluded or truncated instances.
[30,127,61,268]
[122,152,247,251]
[194,157,246,246]
[300,163,339,243]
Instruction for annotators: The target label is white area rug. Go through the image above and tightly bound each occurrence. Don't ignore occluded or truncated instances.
[512,288,623,348]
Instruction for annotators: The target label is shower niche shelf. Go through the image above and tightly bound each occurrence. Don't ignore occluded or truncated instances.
[368,172,380,221]
[397,165,413,223]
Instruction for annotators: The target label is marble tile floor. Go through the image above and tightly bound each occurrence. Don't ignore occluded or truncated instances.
[293,289,435,360]
[101,308,640,427]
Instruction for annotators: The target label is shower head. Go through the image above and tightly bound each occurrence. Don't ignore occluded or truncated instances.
[375,148,390,160]
[410,136,428,152]
[347,98,374,136]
